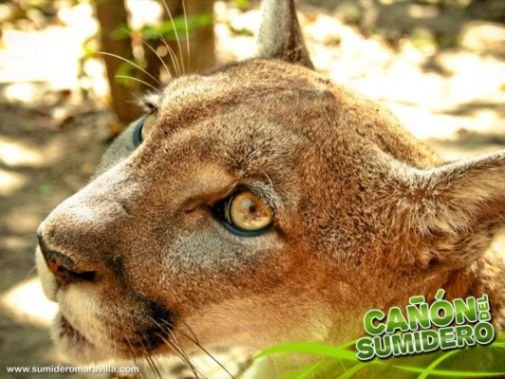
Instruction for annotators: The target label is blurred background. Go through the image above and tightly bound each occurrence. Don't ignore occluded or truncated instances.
[0,0,504,377]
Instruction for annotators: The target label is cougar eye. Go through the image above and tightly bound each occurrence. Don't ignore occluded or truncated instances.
[133,113,157,147]
[213,190,274,236]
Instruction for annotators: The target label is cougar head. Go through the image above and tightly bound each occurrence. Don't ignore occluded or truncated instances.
[36,0,505,363]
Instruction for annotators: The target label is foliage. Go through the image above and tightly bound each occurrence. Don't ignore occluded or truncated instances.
[112,13,213,41]
[255,335,505,378]
[235,0,250,11]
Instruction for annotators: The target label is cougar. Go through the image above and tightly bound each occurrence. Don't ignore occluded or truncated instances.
[36,0,505,372]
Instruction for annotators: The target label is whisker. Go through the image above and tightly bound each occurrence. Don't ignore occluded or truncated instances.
[160,319,234,379]
[159,0,186,74]
[98,51,160,85]
[159,35,182,77]
[148,316,202,379]
[161,320,235,378]
[115,75,160,92]
[182,0,190,69]
[140,342,163,379]
[141,39,172,81]
[125,336,148,379]
[105,323,128,379]
[261,169,275,192]
[157,332,202,379]
[148,318,189,361]
[24,265,38,280]
[177,328,235,379]
[105,322,115,357]
[139,334,162,379]
[148,354,163,379]
[145,357,158,379]
[179,319,200,344]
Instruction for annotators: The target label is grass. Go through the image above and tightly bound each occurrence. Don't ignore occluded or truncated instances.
[254,335,505,378]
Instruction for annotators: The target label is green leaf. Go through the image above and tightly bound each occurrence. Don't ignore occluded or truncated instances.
[113,14,213,41]
[235,0,249,10]
[111,24,132,40]
[114,61,139,87]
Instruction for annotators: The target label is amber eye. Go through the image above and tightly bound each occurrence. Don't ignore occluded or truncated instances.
[133,113,157,147]
[229,191,273,231]
[213,190,274,236]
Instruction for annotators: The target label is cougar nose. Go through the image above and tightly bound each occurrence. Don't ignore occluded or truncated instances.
[37,234,96,285]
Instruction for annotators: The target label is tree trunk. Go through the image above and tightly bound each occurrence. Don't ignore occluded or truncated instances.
[183,0,216,73]
[144,0,215,81]
[94,0,142,126]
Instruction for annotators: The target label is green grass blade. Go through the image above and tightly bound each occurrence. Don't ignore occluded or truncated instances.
[336,362,368,379]
[417,350,460,379]
[257,342,505,378]
[256,342,356,361]
[294,360,325,379]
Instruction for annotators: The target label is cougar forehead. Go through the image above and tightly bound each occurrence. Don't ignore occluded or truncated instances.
[149,58,435,190]
[156,60,334,135]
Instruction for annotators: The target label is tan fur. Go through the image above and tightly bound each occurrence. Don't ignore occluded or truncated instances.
[36,0,505,364]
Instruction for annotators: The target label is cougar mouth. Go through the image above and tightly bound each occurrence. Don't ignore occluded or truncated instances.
[54,302,175,358]
[54,313,165,360]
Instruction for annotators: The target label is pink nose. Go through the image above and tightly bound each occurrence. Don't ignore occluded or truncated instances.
[37,234,96,286]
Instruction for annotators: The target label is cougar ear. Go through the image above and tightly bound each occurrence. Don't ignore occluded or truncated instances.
[255,0,314,69]
[395,150,505,266]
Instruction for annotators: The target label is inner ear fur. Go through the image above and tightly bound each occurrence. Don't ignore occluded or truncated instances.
[391,150,505,266]
[395,150,505,233]
[255,0,314,69]
[420,150,505,232]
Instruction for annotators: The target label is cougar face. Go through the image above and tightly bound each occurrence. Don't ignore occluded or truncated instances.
[36,0,505,364]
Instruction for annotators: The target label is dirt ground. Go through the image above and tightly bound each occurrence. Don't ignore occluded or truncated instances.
[1,0,505,378]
